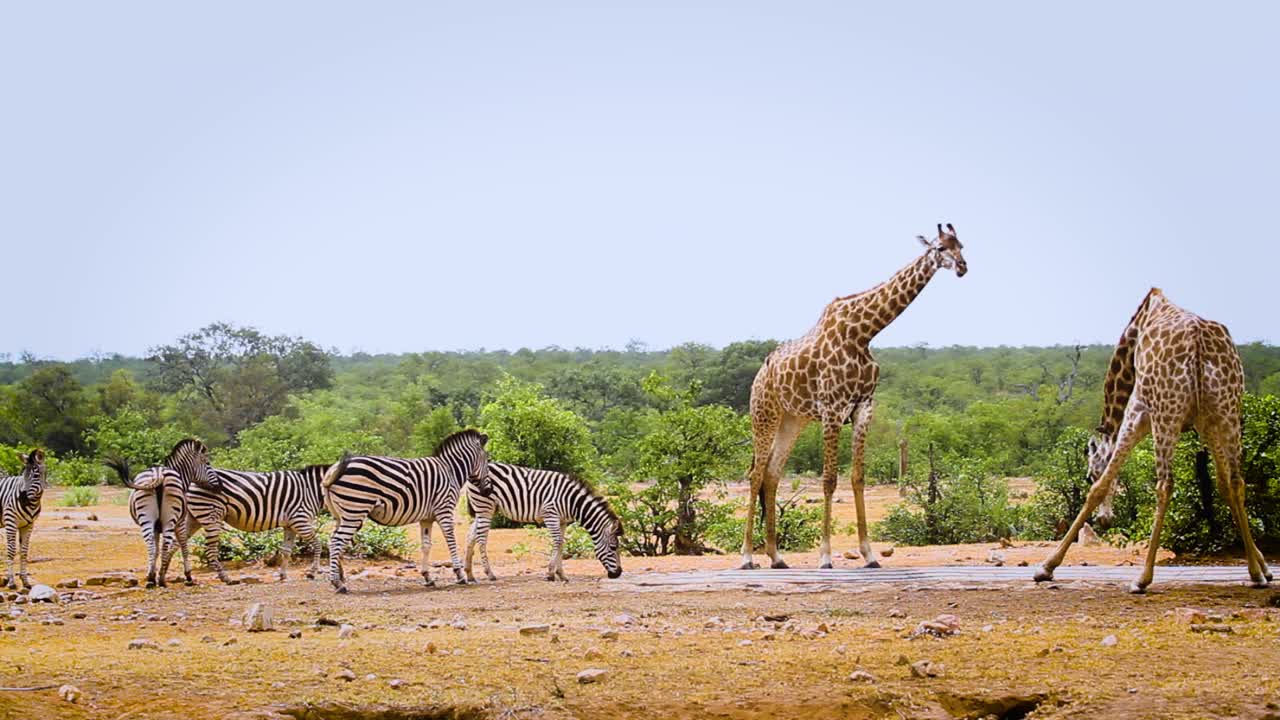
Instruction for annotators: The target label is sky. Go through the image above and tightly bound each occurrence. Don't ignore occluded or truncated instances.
[2,2,1277,359]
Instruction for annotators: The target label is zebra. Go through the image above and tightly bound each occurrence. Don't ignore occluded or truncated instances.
[321,429,492,594]
[187,464,329,584]
[110,459,197,588]
[1,449,47,589]
[464,463,623,582]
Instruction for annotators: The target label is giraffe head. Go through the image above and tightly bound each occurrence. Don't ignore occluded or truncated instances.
[1086,432,1114,484]
[917,223,967,277]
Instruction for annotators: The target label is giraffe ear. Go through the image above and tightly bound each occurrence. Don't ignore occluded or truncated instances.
[945,223,956,235]
[937,223,944,237]
[916,235,931,248]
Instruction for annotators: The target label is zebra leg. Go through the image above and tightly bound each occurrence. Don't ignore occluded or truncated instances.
[418,519,436,586]
[4,519,18,589]
[328,515,364,593]
[298,521,321,580]
[464,517,479,583]
[203,518,239,585]
[545,512,567,582]
[277,528,296,582]
[17,524,34,589]
[177,520,195,585]
[141,522,159,588]
[157,523,178,587]
[438,511,466,585]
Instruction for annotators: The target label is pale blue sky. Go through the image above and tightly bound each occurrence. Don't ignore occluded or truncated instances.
[2,2,1277,359]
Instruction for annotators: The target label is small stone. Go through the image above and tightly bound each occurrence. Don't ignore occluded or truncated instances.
[1190,623,1234,634]
[167,639,182,647]
[86,513,98,521]
[577,668,608,684]
[335,668,357,682]
[1174,608,1207,625]
[911,614,961,639]
[238,576,263,585]
[1017,560,1029,567]
[880,546,895,558]
[981,624,994,633]
[520,624,551,636]
[843,550,860,560]
[222,637,238,647]
[895,654,911,666]
[243,603,274,632]
[425,641,439,654]
[888,608,906,619]
[389,678,406,689]
[71,612,87,620]
[738,639,753,647]
[338,624,357,639]
[1101,634,1118,647]
[834,644,847,654]
[59,685,82,703]
[987,550,1006,566]
[450,619,468,630]
[28,585,56,603]
[848,670,876,683]
[910,660,943,678]
[128,639,158,650]
[613,613,637,626]
[289,630,303,639]
[200,635,216,643]
[600,629,618,640]
[55,579,81,589]
[619,648,634,657]
[364,673,377,681]
[585,647,604,660]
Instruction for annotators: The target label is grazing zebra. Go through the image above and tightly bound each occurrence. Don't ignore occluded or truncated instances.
[187,464,329,584]
[465,463,622,582]
[112,460,197,588]
[321,429,492,594]
[1,449,46,589]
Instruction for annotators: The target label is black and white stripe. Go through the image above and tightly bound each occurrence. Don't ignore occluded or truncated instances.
[321,429,491,593]
[465,463,622,582]
[1,449,46,589]
[121,463,196,588]
[187,465,328,584]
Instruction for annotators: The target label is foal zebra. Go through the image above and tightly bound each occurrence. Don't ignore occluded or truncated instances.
[465,463,622,582]
[187,464,328,584]
[1,449,46,589]
[114,461,196,588]
[322,429,491,593]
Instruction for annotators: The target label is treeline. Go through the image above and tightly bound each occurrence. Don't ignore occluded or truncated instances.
[2,324,1279,555]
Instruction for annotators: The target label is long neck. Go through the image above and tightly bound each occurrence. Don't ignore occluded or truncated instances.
[833,249,941,340]
[1097,291,1157,438]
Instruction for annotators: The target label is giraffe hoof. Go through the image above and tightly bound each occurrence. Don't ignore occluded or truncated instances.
[1127,581,1148,595]
[145,581,157,589]
[335,585,349,594]
[1249,577,1270,589]
[770,560,789,570]
[184,580,197,587]
[863,560,882,569]
[1032,567,1054,583]
[738,561,759,571]
[819,563,833,570]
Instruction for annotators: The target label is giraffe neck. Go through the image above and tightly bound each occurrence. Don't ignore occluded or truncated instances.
[833,249,941,341]
[1097,289,1160,438]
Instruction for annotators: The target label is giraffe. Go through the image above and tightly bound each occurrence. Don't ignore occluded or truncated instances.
[1035,288,1272,592]
[740,224,968,570]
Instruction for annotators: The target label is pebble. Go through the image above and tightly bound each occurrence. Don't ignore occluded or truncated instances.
[389,679,406,689]
[600,629,618,640]
[167,639,182,647]
[127,639,158,650]
[289,630,303,639]
[58,685,81,704]
[577,668,608,684]
[338,624,357,639]
[1101,634,1118,647]
[848,670,876,683]
[842,550,860,560]
[910,660,944,678]
[335,668,357,682]
[738,639,753,647]
[519,624,551,636]
[613,613,636,626]
[29,585,57,602]
[1190,623,1234,634]
[243,603,274,632]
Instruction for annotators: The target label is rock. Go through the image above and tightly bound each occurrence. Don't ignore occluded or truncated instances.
[338,624,356,639]
[910,660,943,678]
[1101,634,1118,647]
[738,639,753,647]
[888,608,906,619]
[519,624,551,636]
[843,550,860,560]
[600,629,618,640]
[881,546,895,558]
[450,619,468,630]
[1174,607,1207,625]
[85,573,138,587]
[619,648,634,657]
[1017,560,1030,567]
[58,685,81,704]
[613,613,637,626]
[389,678,406,689]
[895,654,911,666]
[936,690,1048,719]
[911,614,961,639]
[848,670,876,683]
[238,576,263,585]
[128,638,158,650]
[762,614,790,623]
[981,624,994,633]
[201,635,216,643]
[425,641,439,654]
[28,585,57,602]
[986,550,1006,566]
[577,668,608,684]
[584,647,604,660]
[364,674,377,681]
[167,639,182,647]
[86,513,98,521]
[1079,523,1102,547]
[335,668,357,682]
[289,630,303,639]
[222,638,237,647]
[71,612,87,620]
[243,603,274,633]
[1191,623,1234,634]
[55,579,80,589]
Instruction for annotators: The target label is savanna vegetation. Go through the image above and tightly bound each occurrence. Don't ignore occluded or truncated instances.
[3,323,1279,559]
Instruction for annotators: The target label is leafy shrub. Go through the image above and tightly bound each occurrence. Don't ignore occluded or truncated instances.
[0,445,24,475]
[192,518,411,566]
[49,455,109,486]
[59,486,99,507]
[479,375,599,480]
[703,481,823,553]
[509,525,595,560]
[873,456,1023,545]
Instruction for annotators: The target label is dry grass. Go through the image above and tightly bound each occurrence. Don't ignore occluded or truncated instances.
[3,488,1277,720]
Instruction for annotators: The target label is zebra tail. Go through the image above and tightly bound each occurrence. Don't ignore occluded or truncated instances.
[321,451,353,491]
[125,468,166,491]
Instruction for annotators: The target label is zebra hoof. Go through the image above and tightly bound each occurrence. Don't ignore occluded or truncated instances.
[335,585,349,594]
[863,560,882,569]
[738,561,759,570]
[486,575,498,583]
[19,578,32,590]
[184,579,197,587]
[145,580,157,589]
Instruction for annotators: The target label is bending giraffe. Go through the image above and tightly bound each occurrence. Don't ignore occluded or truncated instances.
[1035,288,1271,592]
[741,224,968,570]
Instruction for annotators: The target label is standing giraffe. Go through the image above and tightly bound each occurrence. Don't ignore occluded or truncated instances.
[1035,288,1271,592]
[740,224,968,570]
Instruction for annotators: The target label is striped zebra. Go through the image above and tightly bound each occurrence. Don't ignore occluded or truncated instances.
[1,449,46,589]
[187,464,329,584]
[112,460,197,588]
[465,463,622,582]
[321,429,492,594]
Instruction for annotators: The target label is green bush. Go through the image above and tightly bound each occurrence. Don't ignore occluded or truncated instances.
[59,486,99,507]
[479,375,599,480]
[510,524,595,560]
[191,518,411,566]
[873,456,1023,546]
[703,498,823,553]
[48,455,109,486]
[0,445,24,475]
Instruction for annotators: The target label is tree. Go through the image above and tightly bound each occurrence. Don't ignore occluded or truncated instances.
[629,373,751,554]
[2,364,92,454]
[697,339,778,412]
[478,375,598,479]
[84,406,187,477]
[148,323,333,441]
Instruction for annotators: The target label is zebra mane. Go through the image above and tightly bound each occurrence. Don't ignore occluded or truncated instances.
[564,473,621,530]
[433,428,487,456]
[165,438,207,465]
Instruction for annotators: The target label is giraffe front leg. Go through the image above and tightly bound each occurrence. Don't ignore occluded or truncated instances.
[849,401,879,568]
[816,423,842,570]
[437,511,466,585]
[418,519,436,586]
[17,525,33,589]
[740,418,777,571]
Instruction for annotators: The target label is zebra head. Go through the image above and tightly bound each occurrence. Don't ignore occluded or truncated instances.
[438,430,492,496]
[20,449,46,500]
[165,438,220,491]
[596,517,623,579]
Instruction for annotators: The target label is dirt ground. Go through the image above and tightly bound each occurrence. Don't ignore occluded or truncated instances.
[3,485,1278,720]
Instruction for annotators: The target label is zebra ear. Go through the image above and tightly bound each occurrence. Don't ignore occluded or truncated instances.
[479,433,490,446]
[28,449,44,463]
